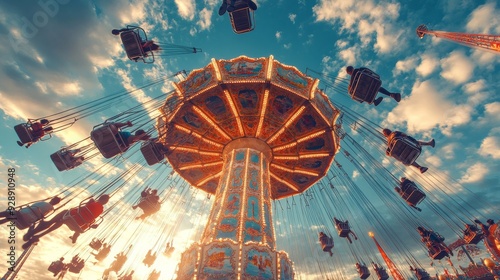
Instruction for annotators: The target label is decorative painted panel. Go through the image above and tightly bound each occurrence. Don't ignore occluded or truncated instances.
[311,88,337,125]
[201,242,238,279]
[177,245,199,280]
[177,64,217,100]
[242,246,276,279]
[278,253,294,280]
[271,62,312,98]
[219,56,267,81]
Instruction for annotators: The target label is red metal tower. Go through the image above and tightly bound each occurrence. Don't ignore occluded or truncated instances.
[416,24,500,53]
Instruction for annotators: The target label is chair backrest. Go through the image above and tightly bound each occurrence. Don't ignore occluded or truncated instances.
[229,6,254,34]
[350,69,381,104]
[14,123,35,144]
[140,196,161,212]
[120,31,145,61]
[48,261,64,273]
[64,206,96,233]
[91,125,127,159]
[67,261,84,273]
[358,265,371,279]
[140,141,164,165]
[50,151,71,171]
[89,239,103,250]
[408,190,426,204]
[389,138,421,165]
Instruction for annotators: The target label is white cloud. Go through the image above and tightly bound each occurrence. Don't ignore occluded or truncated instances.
[466,2,500,34]
[425,155,442,167]
[479,136,500,159]
[441,143,457,160]
[460,162,489,183]
[440,51,474,84]
[394,55,418,75]
[386,80,472,135]
[338,46,359,66]
[463,79,485,94]
[289,14,297,24]
[313,0,402,53]
[416,54,438,77]
[485,102,500,120]
[175,0,196,20]
[471,48,500,65]
[276,31,282,41]
[336,40,348,49]
[284,43,291,49]
[197,8,212,30]
[463,79,487,105]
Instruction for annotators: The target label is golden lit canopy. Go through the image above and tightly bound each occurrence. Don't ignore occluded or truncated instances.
[158,55,341,199]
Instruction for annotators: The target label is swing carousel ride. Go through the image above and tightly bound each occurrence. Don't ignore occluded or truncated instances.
[3,19,500,280]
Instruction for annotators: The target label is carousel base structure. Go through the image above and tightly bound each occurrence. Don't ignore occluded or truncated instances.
[177,240,294,279]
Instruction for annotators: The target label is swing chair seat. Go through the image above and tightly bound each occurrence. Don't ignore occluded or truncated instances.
[95,249,111,261]
[50,150,81,171]
[401,186,426,206]
[349,68,382,104]
[320,237,334,252]
[149,272,160,280]
[164,247,174,256]
[89,239,103,250]
[415,269,430,280]
[14,215,32,230]
[143,255,157,266]
[428,244,448,260]
[141,141,165,165]
[387,137,421,166]
[48,261,64,274]
[139,196,161,213]
[335,222,350,237]
[14,123,35,144]
[67,261,84,273]
[229,2,255,34]
[120,29,154,63]
[358,266,371,279]
[91,125,128,159]
[63,205,100,233]
[464,231,483,244]
[375,268,389,280]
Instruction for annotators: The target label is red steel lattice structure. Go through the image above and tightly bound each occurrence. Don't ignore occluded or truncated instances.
[416,24,500,53]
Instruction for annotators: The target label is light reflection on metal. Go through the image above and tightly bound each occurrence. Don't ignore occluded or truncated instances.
[196,171,221,187]
[179,161,222,171]
[270,173,299,192]
[212,58,222,82]
[266,55,274,81]
[267,105,306,144]
[309,79,319,99]
[193,106,231,140]
[224,90,244,135]
[297,130,326,143]
[271,164,319,176]
[173,146,221,157]
[174,124,224,148]
[256,89,270,137]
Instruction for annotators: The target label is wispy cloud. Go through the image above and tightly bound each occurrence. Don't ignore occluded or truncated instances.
[440,50,474,84]
[174,0,196,20]
[312,0,403,53]
[479,136,500,159]
[466,2,500,34]
[460,162,489,183]
[386,80,472,135]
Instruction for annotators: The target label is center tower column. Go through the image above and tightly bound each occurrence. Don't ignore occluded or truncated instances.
[201,138,275,248]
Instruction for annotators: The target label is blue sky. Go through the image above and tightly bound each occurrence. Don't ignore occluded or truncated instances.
[0,0,499,279]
